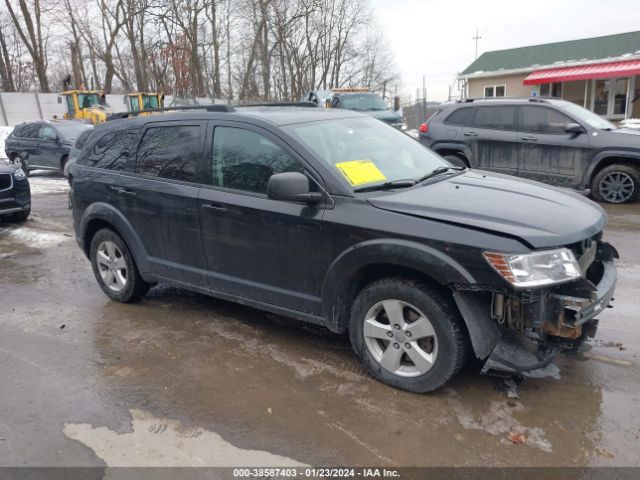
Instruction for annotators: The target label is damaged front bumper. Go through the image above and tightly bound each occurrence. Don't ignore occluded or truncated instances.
[454,242,618,377]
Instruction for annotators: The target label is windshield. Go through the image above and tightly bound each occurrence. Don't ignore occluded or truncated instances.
[561,102,616,130]
[142,95,159,109]
[284,117,449,190]
[55,122,90,141]
[339,94,389,111]
[78,94,100,109]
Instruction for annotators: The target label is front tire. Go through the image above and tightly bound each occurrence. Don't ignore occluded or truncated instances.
[591,164,640,203]
[90,228,151,302]
[349,278,467,393]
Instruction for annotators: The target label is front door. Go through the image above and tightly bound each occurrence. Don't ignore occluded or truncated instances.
[118,120,209,287]
[517,106,592,188]
[35,124,63,168]
[466,105,519,176]
[199,122,324,315]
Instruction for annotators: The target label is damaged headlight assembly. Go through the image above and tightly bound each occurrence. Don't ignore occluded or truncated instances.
[483,248,582,289]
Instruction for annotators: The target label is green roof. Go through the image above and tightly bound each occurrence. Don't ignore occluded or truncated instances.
[461,30,640,76]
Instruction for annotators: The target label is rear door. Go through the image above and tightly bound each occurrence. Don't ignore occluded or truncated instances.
[466,106,519,176]
[517,106,592,188]
[118,120,209,287]
[15,123,40,166]
[198,122,325,314]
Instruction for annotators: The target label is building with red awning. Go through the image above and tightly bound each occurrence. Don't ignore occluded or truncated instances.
[458,31,640,120]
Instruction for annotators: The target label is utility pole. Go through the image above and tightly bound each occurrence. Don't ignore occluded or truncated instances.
[422,75,427,121]
[473,28,482,60]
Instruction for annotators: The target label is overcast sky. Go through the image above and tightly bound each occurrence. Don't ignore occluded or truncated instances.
[370,0,640,102]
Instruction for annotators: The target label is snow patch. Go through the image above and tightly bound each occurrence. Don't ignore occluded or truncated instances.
[1,226,67,248]
[28,177,69,195]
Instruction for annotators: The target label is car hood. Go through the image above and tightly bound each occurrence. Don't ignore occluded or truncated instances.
[364,109,402,123]
[367,170,607,249]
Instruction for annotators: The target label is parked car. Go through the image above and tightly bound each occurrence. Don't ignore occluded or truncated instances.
[71,105,617,393]
[63,127,94,179]
[0,161,30,222]
[303,88,406,129]
[4,120,92,176]
[418,97,640,203]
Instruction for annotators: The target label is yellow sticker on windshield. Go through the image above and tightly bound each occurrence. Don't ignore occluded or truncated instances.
[335,160,387,186]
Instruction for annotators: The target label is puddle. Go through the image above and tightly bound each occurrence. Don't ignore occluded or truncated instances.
[63,409,307,467]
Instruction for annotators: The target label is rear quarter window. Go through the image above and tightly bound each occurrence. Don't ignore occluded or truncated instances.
[80,129,139,171]
[74,130,93,149]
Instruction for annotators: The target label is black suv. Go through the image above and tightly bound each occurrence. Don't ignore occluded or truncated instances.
[0,161,30,222]
[419,97,640,203]
[4,120,92,176]
[71,105,617,392]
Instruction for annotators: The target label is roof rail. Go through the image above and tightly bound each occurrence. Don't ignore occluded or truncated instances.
[106,104,235,121]
[456,96,550,103]
[106,101,317,121]
[237,101,318,108]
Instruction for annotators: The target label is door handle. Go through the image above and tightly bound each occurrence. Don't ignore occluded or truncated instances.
[463,131,478,137]
[202,203,227,213]
[521,136,538,141]
[109,186,137,196]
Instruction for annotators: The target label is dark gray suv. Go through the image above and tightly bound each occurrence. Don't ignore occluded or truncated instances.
[71,104,617,393]
[419,97,640,203]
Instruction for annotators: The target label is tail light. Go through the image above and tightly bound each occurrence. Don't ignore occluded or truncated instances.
[419,123,428,133]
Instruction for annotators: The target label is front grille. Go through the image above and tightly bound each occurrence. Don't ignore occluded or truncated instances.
[0,173,12,191]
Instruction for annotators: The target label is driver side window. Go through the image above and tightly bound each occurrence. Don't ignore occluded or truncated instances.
[212,126,304,194]
[38,126,57,141]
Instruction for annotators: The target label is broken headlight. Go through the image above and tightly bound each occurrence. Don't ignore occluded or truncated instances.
[484,248,582,288]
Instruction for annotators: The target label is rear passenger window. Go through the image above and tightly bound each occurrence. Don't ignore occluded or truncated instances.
[135,125,202,182]
[82,129,138,170]
[17,123,40,138]
[212,126,303,194]
[445,107,474,126]
[521,107,573,134]
[471,106,517,130]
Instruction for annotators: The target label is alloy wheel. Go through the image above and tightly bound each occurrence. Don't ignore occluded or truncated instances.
[96,241,128,292]
[599,171,635,203]
[363,299,438,377]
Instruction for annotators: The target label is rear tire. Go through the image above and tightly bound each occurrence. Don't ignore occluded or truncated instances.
[90,228,151,303]
[591,164,640,203]
[349,277,467,393]
[60,155,68,176]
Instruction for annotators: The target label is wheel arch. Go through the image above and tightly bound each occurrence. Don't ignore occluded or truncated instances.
[321,239,475,334]
[80,202,151,277]
[585,151,640,186]
[431,142,473,166]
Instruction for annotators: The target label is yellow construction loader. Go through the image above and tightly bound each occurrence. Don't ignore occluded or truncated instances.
[125,92,165,114]
[58,90,110,124]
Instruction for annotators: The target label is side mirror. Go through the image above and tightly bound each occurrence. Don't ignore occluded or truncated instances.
[267,172,322,205]
[565,122,585,134]
[393,95,401,111]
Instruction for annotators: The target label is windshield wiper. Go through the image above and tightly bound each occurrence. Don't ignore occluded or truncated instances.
[417,165,466,183]
[353,179,417,193]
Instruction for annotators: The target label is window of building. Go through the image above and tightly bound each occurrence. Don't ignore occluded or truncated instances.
[136,125,202,182]
[445,107,474,126]
[84,129,139,171]
[592,76,635,118]
[471,106,517,130]
[483,85,506,97]
[212,126,303,194]
[521,106,573,134]
[540,82,562,98]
